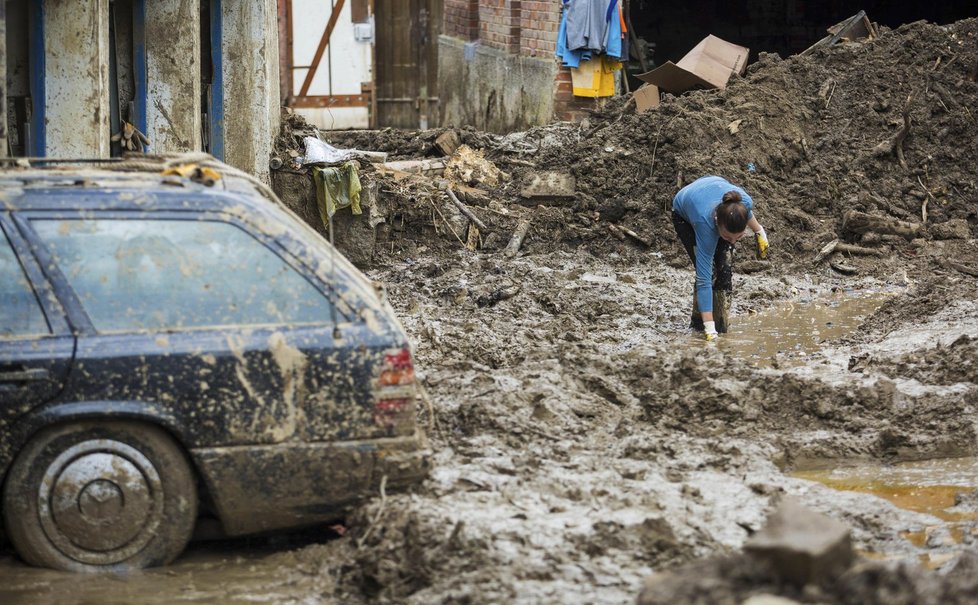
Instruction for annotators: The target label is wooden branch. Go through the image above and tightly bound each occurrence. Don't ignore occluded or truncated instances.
[382,158,446,176]
[835,242,885,257]
[813,239,839,264]
[842,210,921,240]
[606,224,626,241]
[502,219,532,259]
[447,189,488,231]
[948,261,978,278]
[916,175,933,223]
[871,93,913,169]
[465,224,480,251]
[894,94,912,170]
[830,261,858,275]
[619,226,652,247]
[815,238,885,264]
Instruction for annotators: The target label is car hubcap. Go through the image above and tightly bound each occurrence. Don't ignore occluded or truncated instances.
[38,439,165,565]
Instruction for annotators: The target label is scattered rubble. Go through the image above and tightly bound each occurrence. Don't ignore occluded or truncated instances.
[257,17,978,605]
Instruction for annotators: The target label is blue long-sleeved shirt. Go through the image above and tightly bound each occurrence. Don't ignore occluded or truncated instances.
[672,176,754,313]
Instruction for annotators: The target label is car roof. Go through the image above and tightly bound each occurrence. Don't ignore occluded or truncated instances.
[0,155,270,213]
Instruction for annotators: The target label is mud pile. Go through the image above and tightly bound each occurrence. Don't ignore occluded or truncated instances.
[517,19,978,266]
[259,18,978,605]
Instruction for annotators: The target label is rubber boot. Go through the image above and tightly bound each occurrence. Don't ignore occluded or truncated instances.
[713,290,732,334]
[689,290,704,331]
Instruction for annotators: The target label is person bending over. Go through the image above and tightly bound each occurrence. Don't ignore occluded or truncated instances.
[671,175,769,341]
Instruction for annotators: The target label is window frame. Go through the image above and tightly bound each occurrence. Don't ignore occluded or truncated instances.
[14,209,354,336]
[0,213,69,338]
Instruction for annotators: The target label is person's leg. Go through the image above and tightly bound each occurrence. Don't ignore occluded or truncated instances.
[672,212,703,330]
[712,240,734,333]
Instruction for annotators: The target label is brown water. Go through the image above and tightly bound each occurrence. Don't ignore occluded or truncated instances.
[0,534,341,605]
[713,292,893,367]
[796,457,978,566]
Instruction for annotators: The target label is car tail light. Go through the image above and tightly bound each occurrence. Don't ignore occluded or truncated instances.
[374,348,417,432]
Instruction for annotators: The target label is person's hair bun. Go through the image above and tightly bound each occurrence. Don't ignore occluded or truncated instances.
[721,191,742,204]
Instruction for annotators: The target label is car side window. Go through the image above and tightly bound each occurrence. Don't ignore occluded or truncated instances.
[31,218,334,333]
[0,224,50,337]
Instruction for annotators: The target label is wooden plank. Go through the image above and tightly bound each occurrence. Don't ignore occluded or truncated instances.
[298,0,348,98]
[289,94,370,108]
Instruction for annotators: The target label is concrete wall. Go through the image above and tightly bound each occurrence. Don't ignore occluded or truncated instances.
[222,0,280,183]
[437,35,556,133]
[146,0,201,152]
[44,0,111,157]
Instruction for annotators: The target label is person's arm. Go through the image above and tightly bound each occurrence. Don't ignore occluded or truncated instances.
[747,216,769,260]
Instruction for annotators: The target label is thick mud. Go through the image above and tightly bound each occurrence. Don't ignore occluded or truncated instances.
[4,16,978,605]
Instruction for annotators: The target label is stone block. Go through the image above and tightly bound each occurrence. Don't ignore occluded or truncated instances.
[744,497,854,585]
[519,171,576,201]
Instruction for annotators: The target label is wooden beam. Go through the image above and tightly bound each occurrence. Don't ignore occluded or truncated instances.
[298,0,347,98]
[289,94,369,108]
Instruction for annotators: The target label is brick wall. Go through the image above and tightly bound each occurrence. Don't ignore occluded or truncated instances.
[441,0,596,126]
[444,0,479,40]
[519,1,560,58]
[479,0,522,54]
[446,0,561,58]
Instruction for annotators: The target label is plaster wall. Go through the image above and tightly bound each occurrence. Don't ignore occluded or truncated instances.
[222,0,280,182]
[44,0,110,157]
[437,35,556,133]
[146,0,202,152]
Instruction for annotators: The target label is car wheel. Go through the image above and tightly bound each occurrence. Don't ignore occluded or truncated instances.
[2,421,197,572]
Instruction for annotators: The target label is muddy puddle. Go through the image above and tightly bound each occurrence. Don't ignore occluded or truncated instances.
[709,291,895,367]
[0,534,341,605]
[796,457,978,567]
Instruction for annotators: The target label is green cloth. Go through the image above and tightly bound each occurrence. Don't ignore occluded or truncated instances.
[312,162,362,228]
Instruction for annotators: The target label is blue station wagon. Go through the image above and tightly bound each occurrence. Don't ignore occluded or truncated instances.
[0,156,429,571]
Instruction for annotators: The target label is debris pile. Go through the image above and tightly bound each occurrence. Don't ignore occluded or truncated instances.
[258,18,978,605]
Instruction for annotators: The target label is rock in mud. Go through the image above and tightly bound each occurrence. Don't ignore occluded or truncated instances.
[744,497,853,585]
[930,219,971,240]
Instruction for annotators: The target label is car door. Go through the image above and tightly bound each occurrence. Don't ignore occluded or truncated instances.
[18,208,359,449]
[0,214,74,446]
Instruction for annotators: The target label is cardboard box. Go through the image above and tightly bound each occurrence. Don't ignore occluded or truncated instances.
[634,84,660,113]
[636,35,749,95]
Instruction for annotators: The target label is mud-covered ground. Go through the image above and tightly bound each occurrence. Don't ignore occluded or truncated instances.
[4,16,978,605]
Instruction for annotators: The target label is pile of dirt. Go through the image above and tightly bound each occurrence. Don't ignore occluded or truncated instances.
[853,334,978,385]
[256,17,978,605]
[638,548,978,605]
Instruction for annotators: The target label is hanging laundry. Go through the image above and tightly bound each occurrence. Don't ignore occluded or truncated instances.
[563,0,610,53]
[557,0,626,97]
[312,161,362,229]
[604,0,623,60]
[570,55,622,98]
[556,4,591,68]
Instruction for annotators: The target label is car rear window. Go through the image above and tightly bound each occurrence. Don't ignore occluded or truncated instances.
[32,218,335,333]
[0,225,50,337]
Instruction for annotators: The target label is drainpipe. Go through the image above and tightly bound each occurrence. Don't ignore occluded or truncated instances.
[0,1,7,156]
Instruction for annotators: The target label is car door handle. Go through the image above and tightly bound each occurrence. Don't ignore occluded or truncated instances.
[0,368,51,382]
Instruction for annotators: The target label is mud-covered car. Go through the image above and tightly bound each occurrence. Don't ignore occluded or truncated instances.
[0,156,429,572]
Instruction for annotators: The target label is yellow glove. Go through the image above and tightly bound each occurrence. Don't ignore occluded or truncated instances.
[755,228,769,260]
[704,321,718,342]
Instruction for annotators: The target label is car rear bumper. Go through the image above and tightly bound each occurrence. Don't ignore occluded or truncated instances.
[191,431,431,536]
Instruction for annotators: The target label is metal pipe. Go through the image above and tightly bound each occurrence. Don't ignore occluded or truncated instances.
[0,1,7,155]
